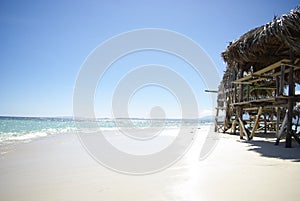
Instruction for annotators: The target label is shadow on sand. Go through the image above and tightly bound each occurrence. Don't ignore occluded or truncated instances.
[244,137,300,162]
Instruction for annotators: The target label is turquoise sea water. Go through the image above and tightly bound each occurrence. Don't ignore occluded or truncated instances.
[0,117,208,143]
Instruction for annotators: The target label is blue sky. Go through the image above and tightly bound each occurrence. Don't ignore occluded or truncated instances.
[0,0,299,117]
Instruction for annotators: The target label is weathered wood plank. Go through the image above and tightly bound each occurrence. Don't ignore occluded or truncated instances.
[233,59,291,83]
[244,66,300,84]
[252,59,290,76]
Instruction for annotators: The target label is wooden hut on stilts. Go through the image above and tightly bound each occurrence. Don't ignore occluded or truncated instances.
[215,6,300,147]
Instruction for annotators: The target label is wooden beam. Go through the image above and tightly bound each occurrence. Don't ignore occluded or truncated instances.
[205,90,218,93]
[233,59,291,83]
[232,59,297,85]
[231,96,291,107]
[248,77,267,84]
[232,81,252,84]
[283,63,300,68]
[249,106,263,139]
[235,66,300,85]
[252,59,290,76]
[271,66,300,78]
[250,87,277,91]
[234,75,251,83]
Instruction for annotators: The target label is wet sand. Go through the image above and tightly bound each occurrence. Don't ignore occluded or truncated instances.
[1,126,300,201]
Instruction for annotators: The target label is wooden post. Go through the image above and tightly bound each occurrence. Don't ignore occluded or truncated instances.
[270,113,274,131]
[279,65,285,96]
[240,83,244,102]
[286,66,294,148]
[236,106,244,139]
[247,84,250,101]
[275,107,280,138]
[263,114,267,134]
[214,108,219,132]
[238,68,244,102]
[238,117,243,139]
[250,106,263,139]
[234,84,237,103]
[275,76,279,97]
[224,102,230,132]
[236,68,244,139]
[238,117,249,140]
[275,109,288,145]
[232,119,237,134]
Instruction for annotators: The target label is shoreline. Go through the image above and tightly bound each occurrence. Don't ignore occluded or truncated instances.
[1,126,300,201]
[0,125,209,155]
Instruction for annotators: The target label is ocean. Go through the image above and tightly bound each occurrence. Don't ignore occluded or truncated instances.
[0,116,208,143]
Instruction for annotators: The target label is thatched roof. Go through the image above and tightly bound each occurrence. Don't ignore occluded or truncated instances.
[222,6,300,71]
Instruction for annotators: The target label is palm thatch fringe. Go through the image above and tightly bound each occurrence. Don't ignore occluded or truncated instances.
[222,6,300,72]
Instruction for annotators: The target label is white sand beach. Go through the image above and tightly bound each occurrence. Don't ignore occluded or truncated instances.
[1,126,300,201]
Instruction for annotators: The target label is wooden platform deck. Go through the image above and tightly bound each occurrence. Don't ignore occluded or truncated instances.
[215,58,300,147]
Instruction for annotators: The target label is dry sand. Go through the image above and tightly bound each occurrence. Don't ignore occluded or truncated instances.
[0,126,300,201]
